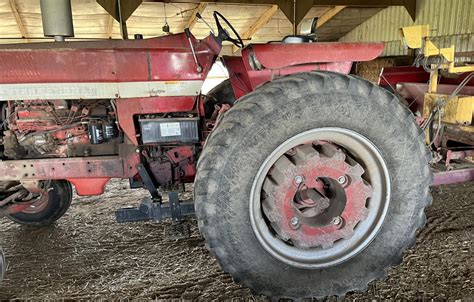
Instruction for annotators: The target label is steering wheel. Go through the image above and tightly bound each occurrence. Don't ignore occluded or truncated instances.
[213,11,244,49]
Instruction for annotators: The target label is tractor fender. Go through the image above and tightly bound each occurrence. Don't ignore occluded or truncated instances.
[243,42,384,70]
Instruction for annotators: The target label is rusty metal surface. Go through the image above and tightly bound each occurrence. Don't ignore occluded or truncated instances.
[262,143,372,249]
[0,153,140,195]
[442,125,474,147]
[0,156,135,181]
[445,150,474,166]
[433,168,474,186]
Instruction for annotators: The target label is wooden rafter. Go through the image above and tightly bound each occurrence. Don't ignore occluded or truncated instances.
[316,5,346,28]
[146,0,417,22]
[8,0,27,39]
[186,2,207,30]
[106,14,115,38]
[233,4,278,52]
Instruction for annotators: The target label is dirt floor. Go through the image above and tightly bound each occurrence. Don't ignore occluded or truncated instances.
[0,180,472,300]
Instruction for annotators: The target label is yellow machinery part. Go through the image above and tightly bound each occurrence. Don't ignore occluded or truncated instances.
[424,93,474,126]
[401,24,474,148]
[400,25,429,49]
[400,25,474,74]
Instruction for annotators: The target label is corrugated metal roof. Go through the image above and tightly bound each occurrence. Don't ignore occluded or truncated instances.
[317,7,384,41]
[339,0,474,60]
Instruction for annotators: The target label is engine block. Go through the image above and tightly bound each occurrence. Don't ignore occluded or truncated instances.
[2,99,119,158]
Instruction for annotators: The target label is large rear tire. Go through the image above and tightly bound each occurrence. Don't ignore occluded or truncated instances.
[7,180,73,226]
[194,71,432,298]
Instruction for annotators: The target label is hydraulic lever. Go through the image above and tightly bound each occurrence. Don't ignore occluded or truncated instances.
[184,28,203,73]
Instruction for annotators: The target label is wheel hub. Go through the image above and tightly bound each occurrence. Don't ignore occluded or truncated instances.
[20,193,49,214]
[250,128,391,268]
[262,142,372,249]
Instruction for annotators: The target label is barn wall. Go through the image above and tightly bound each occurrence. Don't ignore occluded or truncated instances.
[339,0,474,61]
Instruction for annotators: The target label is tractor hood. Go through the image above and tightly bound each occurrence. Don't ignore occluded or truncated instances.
[0,33,221,85]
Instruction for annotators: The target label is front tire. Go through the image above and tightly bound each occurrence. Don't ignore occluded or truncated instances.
[194,71,432,298]
[8,180,73,226]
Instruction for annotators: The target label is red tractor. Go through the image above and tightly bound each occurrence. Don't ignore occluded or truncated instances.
[0,11,434,298]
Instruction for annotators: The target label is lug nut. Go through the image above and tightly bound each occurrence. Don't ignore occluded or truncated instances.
[338,175,347,185]
[290,217,300,229]
[331,216,342,225]
[294,175,303,184]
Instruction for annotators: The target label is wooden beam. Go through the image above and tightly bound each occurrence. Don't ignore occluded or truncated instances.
[313,0,416,21]
[106,15,115,38]
[233,5,278,52]
[186,2,207,30]
[316,5,346,28]
[8,0,27,40]
[146,0,417,21]
[241,5,279,40]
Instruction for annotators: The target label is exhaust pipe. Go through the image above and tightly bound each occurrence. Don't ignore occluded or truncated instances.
[40,0,74,42]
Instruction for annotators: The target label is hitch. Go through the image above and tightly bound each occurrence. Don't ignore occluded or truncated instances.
[115,194,195,224]
[115,193,194,240]
[116,164,194,239]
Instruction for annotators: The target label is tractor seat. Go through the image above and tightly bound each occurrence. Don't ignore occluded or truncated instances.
[281,35,317,44]
[281,17,319,44]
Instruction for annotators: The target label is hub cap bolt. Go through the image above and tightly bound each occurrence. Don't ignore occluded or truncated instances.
[290,217,300,229]
[294,175,303,185]
[332,216,342,226]
[338,175,347,185]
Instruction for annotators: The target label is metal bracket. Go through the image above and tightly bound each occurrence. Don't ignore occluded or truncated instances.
[136,163,161,200]
[169,191,182,223]
[115,195,194,223]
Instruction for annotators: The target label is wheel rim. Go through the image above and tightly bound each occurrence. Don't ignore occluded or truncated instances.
[250,127,391,268]
[21,193,49,214]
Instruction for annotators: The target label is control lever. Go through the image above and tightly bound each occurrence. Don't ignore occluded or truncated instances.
[185,28,203,73]
[196,13,215,35]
